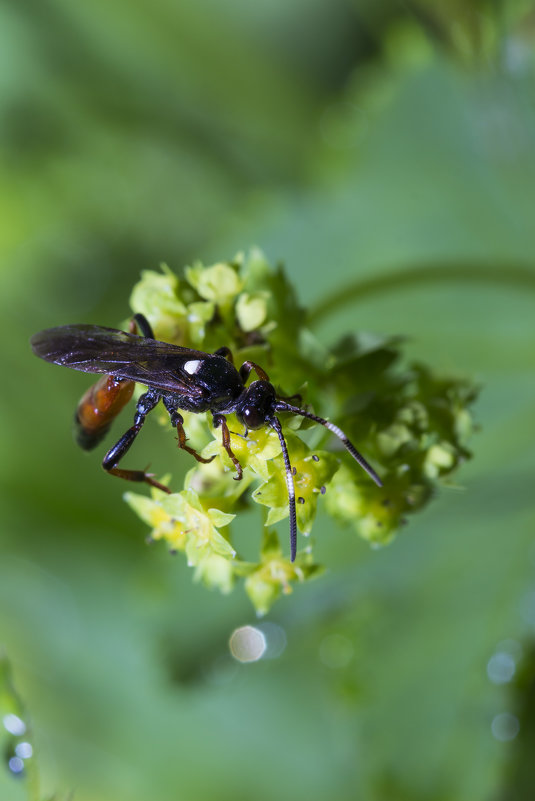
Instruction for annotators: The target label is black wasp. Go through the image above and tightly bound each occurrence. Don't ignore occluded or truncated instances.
[31,313,382,561]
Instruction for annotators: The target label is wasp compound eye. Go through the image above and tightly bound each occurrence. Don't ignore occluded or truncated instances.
[241,405,265,429]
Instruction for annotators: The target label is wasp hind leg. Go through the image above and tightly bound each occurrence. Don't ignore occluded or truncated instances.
[131,313,155,339]
[102,391,170,493]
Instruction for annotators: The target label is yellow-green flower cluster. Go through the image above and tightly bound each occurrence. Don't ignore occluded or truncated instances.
[123,251,478,613]
[128,251,291,358]
[125,486,238,593]
[244,530,323,616]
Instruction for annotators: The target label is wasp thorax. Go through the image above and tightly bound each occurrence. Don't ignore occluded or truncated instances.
[236,380,276,429]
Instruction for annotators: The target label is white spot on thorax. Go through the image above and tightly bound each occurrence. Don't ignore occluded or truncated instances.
[184,359,202,375]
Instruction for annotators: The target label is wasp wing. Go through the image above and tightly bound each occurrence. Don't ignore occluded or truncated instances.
[30,325,207,396]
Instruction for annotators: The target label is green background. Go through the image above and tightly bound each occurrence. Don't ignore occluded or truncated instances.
[2,1,535,799]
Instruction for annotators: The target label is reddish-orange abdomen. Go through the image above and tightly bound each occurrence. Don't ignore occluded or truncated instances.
[74,374,135,450]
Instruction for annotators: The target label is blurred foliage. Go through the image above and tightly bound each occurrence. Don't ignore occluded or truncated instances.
[0,652,39,798]
[497,640,535,799]
[2,1,535,800]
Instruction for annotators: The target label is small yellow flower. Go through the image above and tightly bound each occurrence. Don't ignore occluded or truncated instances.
[244,535,322,615]
[124,490,187,552]
[125,488,236,566]
[185,261,243,307]
[252,433,339,534]
[129,266,188,344]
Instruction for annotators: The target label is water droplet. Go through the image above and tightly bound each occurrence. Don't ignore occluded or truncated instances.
[229,626,266,663]
[15,742,33,759]
[491,713,519,741]
[3,714,26,736]
[487,652,516,684]
[8,756,25,775]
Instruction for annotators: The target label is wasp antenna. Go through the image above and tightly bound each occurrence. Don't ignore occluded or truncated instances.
[269,416,297,562]
[275,402,383,488]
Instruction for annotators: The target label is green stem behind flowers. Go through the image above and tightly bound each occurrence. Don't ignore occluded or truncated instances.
[309,262,535,325]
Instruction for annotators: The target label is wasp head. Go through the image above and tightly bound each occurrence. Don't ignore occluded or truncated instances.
[236,380,277,430]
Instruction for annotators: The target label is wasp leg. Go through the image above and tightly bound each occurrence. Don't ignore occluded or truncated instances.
[163,402,215,465]
[212,413,243,480]
[102,391,170,493]
[239,360,270,383]
[213,346,234,363]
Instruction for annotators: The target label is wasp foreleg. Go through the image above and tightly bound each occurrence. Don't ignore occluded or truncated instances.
[212,413,243,480]
[164,401,215,466]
